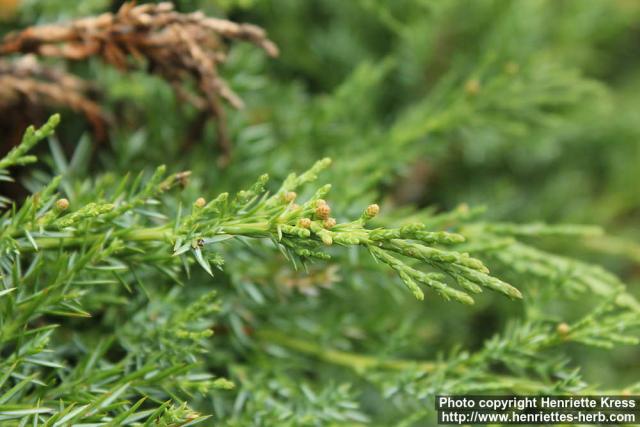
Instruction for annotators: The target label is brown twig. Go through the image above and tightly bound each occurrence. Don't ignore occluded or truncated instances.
[0,55,108,146]
[0,1,279,164]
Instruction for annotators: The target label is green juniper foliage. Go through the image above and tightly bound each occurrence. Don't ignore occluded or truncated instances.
[1,0,640,426]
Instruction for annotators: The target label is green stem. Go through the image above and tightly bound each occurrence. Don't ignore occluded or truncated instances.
[18,226,174,251]
[17,221,274,252]
[257,329,439,372]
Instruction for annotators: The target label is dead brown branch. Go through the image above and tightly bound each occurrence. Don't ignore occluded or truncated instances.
[0,55,107,148]
[0,1,279,164]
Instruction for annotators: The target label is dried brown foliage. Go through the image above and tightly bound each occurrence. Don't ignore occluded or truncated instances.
[0,55,107,147]
[0,1,278,163]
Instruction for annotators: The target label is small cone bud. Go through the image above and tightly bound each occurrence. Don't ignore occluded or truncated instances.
[56,198,69,211]
[315,199,326,207]
[298,218,312,228]
[195,197,206,208]
[323,217,336,229]
[364,204,379,220]
[315,203,331,220]
[556,322,570,337]
[465,79,480,96]
[283,191,297,203]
